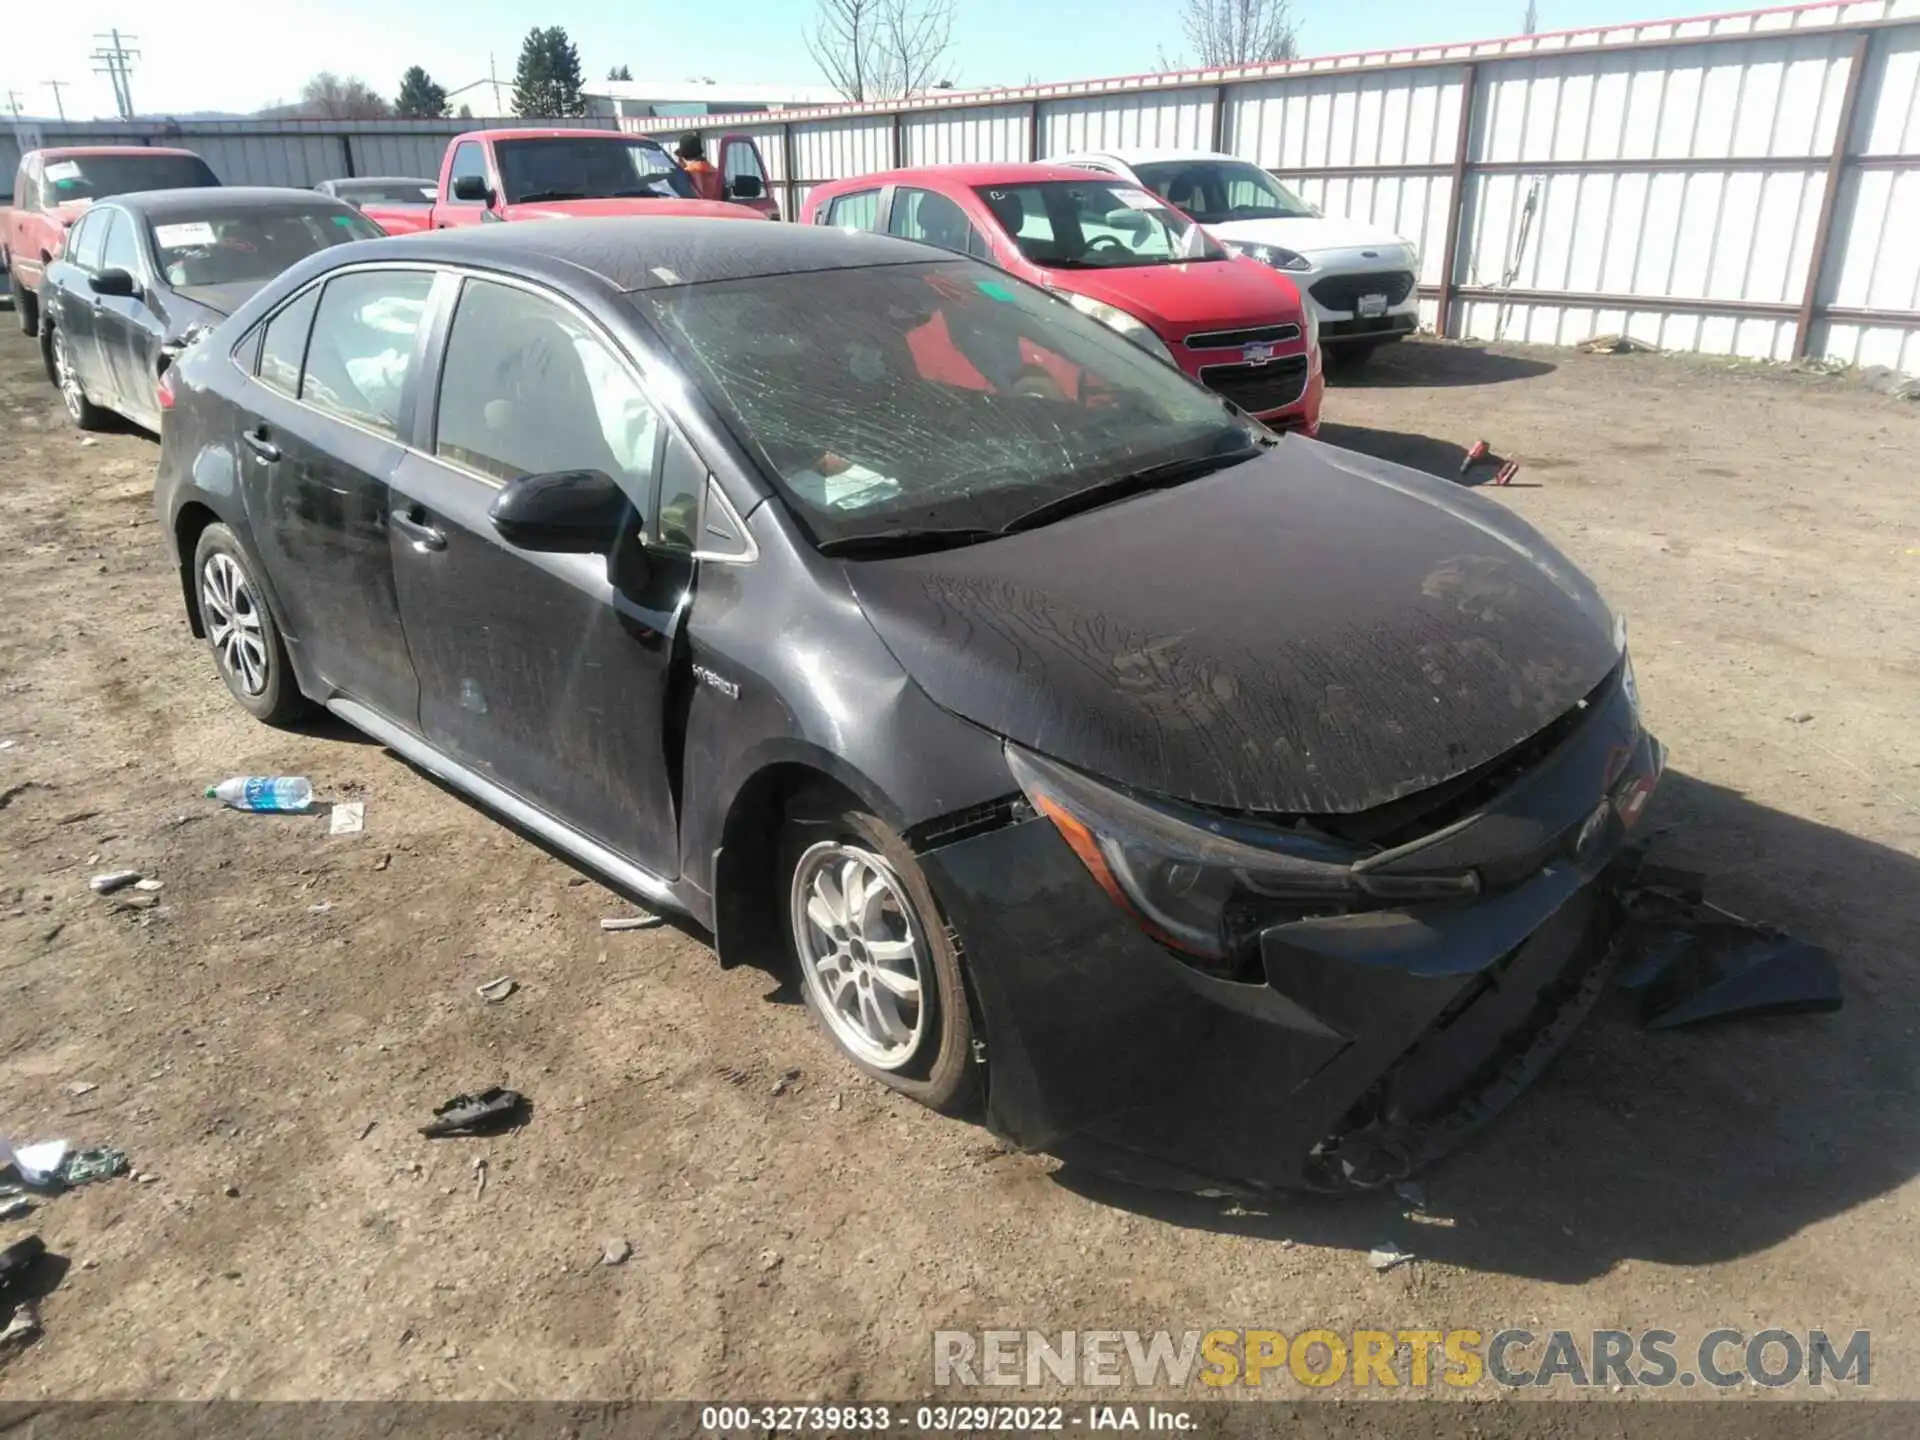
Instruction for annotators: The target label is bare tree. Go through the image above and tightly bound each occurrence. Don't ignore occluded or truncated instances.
[808,0,954,101]
[295,71,391,119]
[877,0,955,98]
[1173,0,1299,67]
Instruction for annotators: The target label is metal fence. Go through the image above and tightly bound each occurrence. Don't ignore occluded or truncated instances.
[630,0,1920,375]
[2,114,616,199]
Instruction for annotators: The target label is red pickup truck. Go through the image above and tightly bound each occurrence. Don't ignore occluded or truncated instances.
[6,145,220,336]
[360,128,778,234]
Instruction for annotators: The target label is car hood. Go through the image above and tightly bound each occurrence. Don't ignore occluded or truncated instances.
[1040,256,1303,331]
[169,281,265,321]
[1208,214,1412,258]
[501,197,762,221]
[846,436,1621,815]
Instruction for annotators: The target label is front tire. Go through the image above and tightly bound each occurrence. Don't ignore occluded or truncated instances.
[1325,341,1382,376]
[49,322,109,431]
[192,523,310,725]
[781,803,979,1114]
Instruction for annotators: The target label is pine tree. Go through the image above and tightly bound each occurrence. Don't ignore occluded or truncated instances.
[512,27,586,117]
[607,64,633,81]
[394,66,449,119]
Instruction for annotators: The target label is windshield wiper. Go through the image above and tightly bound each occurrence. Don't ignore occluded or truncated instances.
[512,189,586,203]
[1000,448,1260,534]
[816,526,1004,557]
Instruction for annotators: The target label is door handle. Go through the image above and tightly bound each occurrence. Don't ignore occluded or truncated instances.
[391,507,447,553]
[241,427,281,463]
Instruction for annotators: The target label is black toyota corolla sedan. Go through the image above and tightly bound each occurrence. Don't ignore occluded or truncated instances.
[155,219,1663,1194]
[40,186,384,432]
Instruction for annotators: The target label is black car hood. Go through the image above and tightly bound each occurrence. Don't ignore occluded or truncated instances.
[847,435,1622,815]
[170,281,266,321]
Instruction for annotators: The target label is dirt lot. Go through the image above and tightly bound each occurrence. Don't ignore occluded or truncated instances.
[2,319,1918,1407]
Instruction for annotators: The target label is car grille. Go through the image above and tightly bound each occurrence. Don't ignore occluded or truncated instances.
[1197,354,1310,414]
[1309,270,1416,311]
[1184,322,1303,351]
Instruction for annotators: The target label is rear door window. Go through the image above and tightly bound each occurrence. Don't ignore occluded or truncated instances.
[887,187,991,260]
[824,189,880,230]
[299,270,434,437]
[256,286,322,397]
[433,278,661,516]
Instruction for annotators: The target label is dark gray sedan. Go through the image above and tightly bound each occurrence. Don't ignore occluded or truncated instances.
[152,219,1663,1194]
[39,186,383,432]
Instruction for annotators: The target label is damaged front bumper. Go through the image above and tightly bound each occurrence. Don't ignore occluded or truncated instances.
[919,667,1664,1195]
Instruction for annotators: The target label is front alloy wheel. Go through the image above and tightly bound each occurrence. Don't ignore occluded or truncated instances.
[780,803,980,1113]
[790,842,929,1069]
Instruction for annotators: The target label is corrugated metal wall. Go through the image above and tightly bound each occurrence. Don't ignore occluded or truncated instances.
[635,0,1920,374]
[3,115,615,199]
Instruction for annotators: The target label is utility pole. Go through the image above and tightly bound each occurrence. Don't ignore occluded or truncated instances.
[4,91,24,121]
[45,79,70,121]
[90,29,141,120]
[1523,1,1539,34]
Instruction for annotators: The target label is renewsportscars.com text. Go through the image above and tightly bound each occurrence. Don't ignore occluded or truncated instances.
[932,1328,1871,1391]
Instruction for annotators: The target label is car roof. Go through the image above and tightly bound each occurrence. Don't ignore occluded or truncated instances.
[816,163,1122,194]
[1054,148,1239,165]
[328,175,434,185]
[467,128,670,144]
[96,186,354,219]
[31,145,205,160]
[355,217,946,292]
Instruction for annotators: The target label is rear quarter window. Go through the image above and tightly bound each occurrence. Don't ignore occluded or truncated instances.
[824,190,880,230]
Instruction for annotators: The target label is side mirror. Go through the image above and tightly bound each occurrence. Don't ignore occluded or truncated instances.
[727,173,763,200]
[89,267,138,298]
[488,470,629,553]
[450,174,491,204]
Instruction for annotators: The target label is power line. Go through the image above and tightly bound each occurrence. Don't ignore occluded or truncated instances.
[89,29,141,120]
[45,79,70,121]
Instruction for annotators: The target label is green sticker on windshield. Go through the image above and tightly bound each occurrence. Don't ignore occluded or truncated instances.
[332,214,359,226]
[975,279,1017,302]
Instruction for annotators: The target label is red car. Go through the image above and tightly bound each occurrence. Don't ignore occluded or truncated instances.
[802,163,1321,432]
[6,146,219,337]
[358,129,776,235]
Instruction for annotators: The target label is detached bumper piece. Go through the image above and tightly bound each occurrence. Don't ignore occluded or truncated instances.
[1611,853,1842,1030]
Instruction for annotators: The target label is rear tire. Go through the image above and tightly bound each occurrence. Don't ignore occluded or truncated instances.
[191,523,311,726]
[49,322,109,431]
[780,801,980,1115]
[10,267,38,337]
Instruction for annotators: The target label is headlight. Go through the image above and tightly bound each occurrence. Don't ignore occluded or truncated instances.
[1230,242,1313,273]
[1006,744,1477,972]
[1302,299,1321,354]
[1053,290,1176,366]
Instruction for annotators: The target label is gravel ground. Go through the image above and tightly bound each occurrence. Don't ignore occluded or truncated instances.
[1,321,1917,1409]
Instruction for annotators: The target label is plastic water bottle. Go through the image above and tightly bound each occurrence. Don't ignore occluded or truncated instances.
[205,776,313,813]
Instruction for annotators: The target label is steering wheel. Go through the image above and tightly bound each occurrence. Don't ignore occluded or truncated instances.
[1085,235,1130,255]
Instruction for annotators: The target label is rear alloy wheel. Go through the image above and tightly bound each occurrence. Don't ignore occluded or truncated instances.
[782,805,979,1113]
[8,267,36,337]
[50,324,108,431]
[192,523,310,725]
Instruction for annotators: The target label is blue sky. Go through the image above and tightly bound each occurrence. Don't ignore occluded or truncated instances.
[13,0,1729,120]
